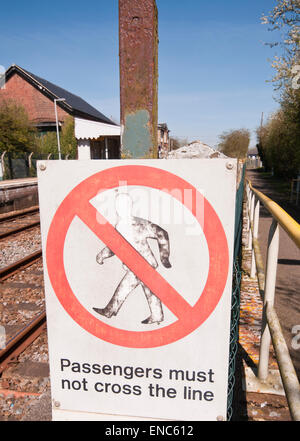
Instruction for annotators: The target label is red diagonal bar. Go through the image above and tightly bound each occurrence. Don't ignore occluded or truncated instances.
[76,201,193,320]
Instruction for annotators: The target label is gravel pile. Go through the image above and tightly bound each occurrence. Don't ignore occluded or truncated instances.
[167,140,228,159]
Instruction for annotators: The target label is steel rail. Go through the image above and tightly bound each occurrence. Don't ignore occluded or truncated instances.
[0,206,39,223]
[0,220,40,239]
[0,247,46,388]
[0,311,46,374]
[0,249,42,281]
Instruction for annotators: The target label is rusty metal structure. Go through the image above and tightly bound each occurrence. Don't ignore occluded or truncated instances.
[119,0,158,159]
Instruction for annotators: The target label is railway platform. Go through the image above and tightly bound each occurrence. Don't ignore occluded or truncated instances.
[0,178,37,188]
[0,178,38,214]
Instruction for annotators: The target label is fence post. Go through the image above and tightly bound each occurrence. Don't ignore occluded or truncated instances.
[28,152,34,169]
[258,219,280,381]
[1,151,6,180]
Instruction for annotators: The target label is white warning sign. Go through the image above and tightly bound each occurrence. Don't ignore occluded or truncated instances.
[38,159,237,421]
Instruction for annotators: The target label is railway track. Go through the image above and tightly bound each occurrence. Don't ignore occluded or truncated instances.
[0,208,50,420]
[0,206,39,222]
[0,249,42,281]
[0,311,46,375]
[0,250,46,367]
[0,206,40,239]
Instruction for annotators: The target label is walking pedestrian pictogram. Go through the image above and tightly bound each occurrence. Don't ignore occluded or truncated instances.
[93,192,171,325]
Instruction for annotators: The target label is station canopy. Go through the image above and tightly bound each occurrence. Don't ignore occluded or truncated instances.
[75,117,121,140]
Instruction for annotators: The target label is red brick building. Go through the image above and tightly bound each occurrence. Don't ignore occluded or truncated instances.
[0,65,120,158]
[1,66,68,132]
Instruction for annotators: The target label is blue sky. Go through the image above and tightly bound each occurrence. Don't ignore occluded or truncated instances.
[0,0,281,148]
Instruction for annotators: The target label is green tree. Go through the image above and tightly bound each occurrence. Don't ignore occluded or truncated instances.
[35,115,77,158]
[35,131,57,157]
[169,136,189,150]
[60,116,77,158]
[217,129,250,159]
[0,100,37,157]
[257,107,300,178]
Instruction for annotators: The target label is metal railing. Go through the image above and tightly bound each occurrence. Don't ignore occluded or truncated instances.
[245,179,300,421]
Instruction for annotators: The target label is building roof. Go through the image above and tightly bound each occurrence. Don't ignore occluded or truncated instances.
[5,64,116,125]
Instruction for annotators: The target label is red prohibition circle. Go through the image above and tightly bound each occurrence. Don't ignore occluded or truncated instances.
[46,165,229,348]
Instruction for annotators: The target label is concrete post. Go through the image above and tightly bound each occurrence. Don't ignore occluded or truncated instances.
[119,0,158,159]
